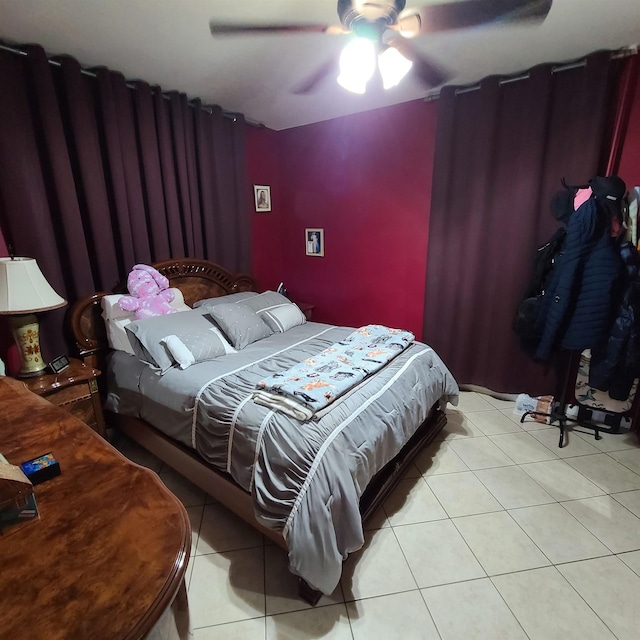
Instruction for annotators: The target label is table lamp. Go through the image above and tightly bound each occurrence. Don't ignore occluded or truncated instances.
[0,257,67,377]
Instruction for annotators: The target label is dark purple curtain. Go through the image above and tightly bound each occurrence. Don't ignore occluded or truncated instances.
[423,51,617,395]
[603,55,640,175]
[0,45,249,361]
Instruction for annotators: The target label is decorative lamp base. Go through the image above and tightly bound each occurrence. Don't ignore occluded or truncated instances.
[9,314,46,378]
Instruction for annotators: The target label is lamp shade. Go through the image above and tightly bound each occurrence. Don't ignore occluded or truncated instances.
[337,37,376,94]
[378,47,413,90]
[0,257,67,314]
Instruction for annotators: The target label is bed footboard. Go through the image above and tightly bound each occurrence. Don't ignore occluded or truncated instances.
[360,404,446,522]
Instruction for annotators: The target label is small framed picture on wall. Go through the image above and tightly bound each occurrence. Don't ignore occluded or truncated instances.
[305,228,324,257]
[254,185,271,212]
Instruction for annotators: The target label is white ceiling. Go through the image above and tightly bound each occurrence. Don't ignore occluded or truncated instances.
[0,1,639,131]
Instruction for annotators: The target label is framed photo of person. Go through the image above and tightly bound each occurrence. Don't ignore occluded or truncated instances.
[305,228,324,257]
[254,185,271,212]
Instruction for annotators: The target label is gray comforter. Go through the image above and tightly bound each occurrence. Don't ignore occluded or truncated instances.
[106,322,459,594]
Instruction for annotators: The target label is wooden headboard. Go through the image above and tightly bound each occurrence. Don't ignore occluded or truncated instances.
[70,258,257,370]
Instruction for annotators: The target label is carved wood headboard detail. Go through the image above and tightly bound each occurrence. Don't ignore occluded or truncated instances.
[70,259,257,370]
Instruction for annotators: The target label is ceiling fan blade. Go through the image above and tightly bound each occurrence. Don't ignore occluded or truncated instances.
[292,57,339,95]
[406,0,553,34]
[388,38,452,88]
[209,21,347,36]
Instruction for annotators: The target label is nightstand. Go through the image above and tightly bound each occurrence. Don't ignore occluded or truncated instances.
[21,358,106,437]
[296,301,315,321]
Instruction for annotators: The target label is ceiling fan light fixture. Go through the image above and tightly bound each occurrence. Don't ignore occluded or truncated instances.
[378,46,413,89]
[397,12,422,38]
[337,37,376,94]
[337,75,368,94]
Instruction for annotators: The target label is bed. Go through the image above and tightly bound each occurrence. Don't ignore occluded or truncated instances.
[70,258,459,603]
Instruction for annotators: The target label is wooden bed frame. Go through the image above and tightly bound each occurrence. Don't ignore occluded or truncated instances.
[70,258,448,604]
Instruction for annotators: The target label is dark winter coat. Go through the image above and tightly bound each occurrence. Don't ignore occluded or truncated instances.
[512,228,566,354]
[535,198,622,361]
[589,243,640,400]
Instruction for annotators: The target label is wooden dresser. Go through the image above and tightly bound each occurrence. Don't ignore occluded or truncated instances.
[0,377,190,640]
[21,358,106,437]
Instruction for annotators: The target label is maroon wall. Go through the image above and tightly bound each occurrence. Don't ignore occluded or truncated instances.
[275,99,438,337]
[619,65,640,186]
[246,126,285,291]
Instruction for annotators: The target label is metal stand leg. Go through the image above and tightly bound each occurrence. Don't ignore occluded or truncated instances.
[519,351,623,447]
[521,406,618,447]
[520,409,568,447]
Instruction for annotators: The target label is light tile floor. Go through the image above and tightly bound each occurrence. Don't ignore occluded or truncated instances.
[112,391,640,640]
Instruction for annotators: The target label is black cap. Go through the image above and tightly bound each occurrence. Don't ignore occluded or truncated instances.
[588,175,626,202]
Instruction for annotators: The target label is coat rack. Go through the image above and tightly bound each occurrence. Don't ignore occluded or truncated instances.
[520,351,624,447]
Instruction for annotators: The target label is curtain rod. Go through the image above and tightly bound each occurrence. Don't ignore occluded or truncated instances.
[0,42,263,127]
[425,45,638,101]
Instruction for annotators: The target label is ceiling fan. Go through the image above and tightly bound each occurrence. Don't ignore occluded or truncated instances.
[209,0,553,95]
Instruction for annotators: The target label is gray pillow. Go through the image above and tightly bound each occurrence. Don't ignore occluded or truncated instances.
[206,302,273,350]
[193,291,258,309]
[126,308,221,372]
[240,291,306,333]
[161,329,235,370]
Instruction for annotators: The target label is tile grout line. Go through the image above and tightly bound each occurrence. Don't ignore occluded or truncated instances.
[470,464,557,511]
[563,452,640,495]
[553,561,624,640]
[616,551,640,579]
[604,449,640,478]
[609,491,640,521]
[483,571,534,640]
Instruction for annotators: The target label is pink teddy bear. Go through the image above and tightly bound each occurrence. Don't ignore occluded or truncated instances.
[118,264,176,320]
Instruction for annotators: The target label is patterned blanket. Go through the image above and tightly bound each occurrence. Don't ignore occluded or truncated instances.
[253,324,414,420]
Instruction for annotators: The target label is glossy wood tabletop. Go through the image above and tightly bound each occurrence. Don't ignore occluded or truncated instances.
[0,377,190,640]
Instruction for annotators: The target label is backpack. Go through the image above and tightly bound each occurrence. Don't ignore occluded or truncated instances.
[522,227,567,299]
[513,227,566,350]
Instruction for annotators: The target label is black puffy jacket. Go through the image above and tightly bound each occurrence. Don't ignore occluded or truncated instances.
[535,198,622,361]
[589,243,640,400]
